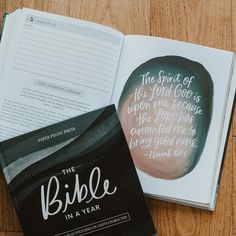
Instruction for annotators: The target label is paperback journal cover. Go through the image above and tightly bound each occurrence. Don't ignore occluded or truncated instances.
[0,105,157,236]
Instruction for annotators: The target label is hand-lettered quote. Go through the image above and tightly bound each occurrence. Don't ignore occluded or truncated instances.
[118,56,213,179]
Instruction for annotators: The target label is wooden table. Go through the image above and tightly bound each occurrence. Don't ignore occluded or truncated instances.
[0,0,235,235]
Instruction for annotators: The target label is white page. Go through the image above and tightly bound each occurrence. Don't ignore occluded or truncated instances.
[0,13,14,72]
[111,35,234,204]
[0,10,21,84]
[209,56,236,209]
[0,9,123,141]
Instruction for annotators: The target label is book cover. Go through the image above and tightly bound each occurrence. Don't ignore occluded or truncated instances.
[0,105,157,236]
[0,12,8,40]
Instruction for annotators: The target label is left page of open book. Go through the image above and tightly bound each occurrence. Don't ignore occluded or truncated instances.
[0,8,123,141]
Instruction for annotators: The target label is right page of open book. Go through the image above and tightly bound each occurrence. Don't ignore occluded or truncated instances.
[111,35,234,205]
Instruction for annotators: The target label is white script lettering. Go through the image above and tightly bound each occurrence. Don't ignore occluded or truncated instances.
[41,167,117,220]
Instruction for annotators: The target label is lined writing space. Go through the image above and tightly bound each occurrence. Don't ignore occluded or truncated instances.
[13,15,123,94]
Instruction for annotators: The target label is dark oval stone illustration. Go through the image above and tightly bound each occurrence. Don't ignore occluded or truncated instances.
[118,56,213,179]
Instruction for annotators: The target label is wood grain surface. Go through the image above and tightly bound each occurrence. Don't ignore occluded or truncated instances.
[0,0,235,235]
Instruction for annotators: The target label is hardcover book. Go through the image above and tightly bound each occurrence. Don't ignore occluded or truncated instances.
[0,105,157,236]
[0,8,236,210]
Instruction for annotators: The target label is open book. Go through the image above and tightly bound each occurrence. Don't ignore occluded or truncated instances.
[0,8,235,210]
